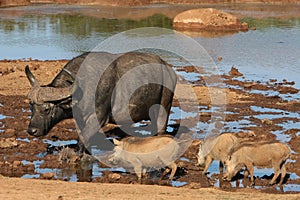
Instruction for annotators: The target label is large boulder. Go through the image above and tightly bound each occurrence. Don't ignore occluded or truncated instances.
[173,8,248,32]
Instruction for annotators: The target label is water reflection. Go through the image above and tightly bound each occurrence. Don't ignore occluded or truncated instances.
[0,13,172,35]
[0,13,172,59]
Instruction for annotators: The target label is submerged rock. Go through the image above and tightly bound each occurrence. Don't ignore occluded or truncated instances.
[173,8,248,32]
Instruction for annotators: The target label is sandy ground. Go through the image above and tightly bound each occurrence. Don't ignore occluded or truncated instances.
[1,176,300,200]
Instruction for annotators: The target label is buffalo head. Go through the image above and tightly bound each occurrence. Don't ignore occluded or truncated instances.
[25,66,76,136]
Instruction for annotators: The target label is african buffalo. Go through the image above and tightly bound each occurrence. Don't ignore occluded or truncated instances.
[197,133,238,175]
[223,141,290,186]
[25,52,177,151]
[109,135,179,182]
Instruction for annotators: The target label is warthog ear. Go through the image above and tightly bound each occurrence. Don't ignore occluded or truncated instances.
[227,155,231,161]
[112,139,121,146]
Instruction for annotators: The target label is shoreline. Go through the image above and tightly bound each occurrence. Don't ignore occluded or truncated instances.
[1,0,300,8]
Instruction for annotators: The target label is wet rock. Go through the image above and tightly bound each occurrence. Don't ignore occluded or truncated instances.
[0,138,18,148]
[108,173,122,180]
[237,131,256,138]
[58,147,79,165]
[173,8,248,32]
[187,182,201,189]
[229,66,243,77]
[12,161,22,169]
[261,118,273,125]
[42,172,55,179]
[278,86,299,94]
[243,82,256,89]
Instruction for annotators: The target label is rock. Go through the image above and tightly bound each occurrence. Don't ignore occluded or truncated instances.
[108,173,122,180]
[262,118,273,125]
[188,182,201,189]
[229,66,243,77]
[237,131,256,138]
[42,172,55,179]
[13,160,22,169]
[57,196,64,200]
[173,8,248,32]
[58,147,79,165]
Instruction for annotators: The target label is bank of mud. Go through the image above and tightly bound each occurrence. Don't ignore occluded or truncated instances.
[0,60,300,196]
[2,0,300,8]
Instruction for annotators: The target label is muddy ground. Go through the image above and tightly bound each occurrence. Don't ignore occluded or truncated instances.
[0,59,300,199]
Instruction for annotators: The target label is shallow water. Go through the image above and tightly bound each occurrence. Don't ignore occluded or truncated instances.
[0,4,299,91]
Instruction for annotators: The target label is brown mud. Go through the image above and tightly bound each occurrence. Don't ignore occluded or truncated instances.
[0,60,300,199]
[2,0,300,8]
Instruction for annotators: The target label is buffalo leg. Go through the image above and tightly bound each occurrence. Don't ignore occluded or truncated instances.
[157,85,174,135]
[79,113,113,153]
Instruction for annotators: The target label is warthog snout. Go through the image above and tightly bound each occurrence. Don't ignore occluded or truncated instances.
[222,174,232,181]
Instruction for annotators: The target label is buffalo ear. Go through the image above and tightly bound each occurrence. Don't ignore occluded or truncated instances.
[59,97,73,110]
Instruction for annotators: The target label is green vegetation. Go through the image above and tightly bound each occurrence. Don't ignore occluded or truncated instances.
[242,17,300,30]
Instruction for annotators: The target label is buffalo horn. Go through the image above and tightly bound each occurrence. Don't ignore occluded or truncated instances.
[26,66,77,103]
[25,65,39,86]
[37,85,75,102]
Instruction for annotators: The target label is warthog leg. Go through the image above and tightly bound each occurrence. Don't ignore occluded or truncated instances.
[279,164,287,185]
[219,161,224,174]
[159,162,177,180]
[132,158,143,183]
[168,162,177,180]
[202,156,212,175]
[269,165,281,185]
[246,164,255,186]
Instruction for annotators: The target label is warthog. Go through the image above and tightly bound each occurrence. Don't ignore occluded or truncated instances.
[223,141,290,186]
[110,135,180,182]
[197,133,238,175]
